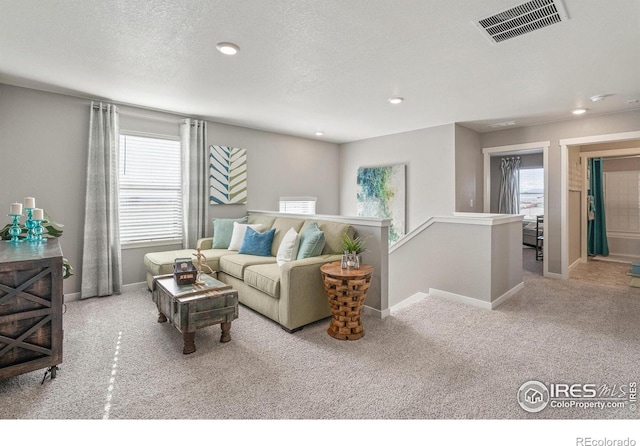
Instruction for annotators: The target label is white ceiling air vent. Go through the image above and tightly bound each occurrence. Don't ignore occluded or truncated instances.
[475,0,569,43]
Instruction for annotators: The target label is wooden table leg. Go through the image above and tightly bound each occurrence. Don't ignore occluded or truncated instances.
[182,331,196,354]
[220,321,232,343]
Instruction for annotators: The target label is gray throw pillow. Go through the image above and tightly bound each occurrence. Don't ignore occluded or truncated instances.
[212,216,248,249]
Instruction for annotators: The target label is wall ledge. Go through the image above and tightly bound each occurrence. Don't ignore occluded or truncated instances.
[390,213,523,254]
[248,210,390,228]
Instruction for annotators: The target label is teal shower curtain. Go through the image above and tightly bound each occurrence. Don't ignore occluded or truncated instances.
[587,157,609,256]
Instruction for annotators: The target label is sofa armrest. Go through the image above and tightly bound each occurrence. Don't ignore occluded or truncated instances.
[197,237,213,249]
[278,254,341,330]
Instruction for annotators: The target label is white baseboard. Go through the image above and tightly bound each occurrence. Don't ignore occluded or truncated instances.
[569,258,582,269]
[390,292,428,313]
[123,281,148,293]
[429,288,492,310]
[490,282,524,309]
[428,282,524,310]
[64,281,148,303]
[363,305,390,319]
[64,292,81,302]
[545,271,563,279]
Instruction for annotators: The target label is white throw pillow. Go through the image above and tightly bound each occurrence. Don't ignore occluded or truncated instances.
[228,223,265,251]
[276,228,300,266]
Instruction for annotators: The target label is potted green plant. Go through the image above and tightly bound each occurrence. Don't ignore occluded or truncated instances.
[340,232,366,254]
[340,233,366,269]
[0,211,74,279]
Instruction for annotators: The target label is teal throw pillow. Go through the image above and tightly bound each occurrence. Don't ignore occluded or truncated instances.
[212,216,248,249]
[238,227,276,257]
[296,222,326,260]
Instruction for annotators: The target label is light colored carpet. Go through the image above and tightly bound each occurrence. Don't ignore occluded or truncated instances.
[1,255,639,422]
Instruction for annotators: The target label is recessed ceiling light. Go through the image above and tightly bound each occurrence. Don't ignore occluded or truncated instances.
[572,108,587,115]
[216,42,240,55]
[388,97,404,105]
[315,131,324,136]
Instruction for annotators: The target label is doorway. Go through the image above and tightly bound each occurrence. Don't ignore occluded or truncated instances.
[560,131,640,281]
[483,141,550,277]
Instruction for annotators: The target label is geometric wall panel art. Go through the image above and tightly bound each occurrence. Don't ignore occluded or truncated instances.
[356,163,406,246]
[209,145,247,205]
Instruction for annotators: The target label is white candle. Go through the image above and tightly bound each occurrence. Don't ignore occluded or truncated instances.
[24,197,35,209]
[32,208,44,220]
[10,202,22,215]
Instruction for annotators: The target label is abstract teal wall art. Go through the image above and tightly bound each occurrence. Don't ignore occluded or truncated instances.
[357,164,406,245]
[209,145,247,205]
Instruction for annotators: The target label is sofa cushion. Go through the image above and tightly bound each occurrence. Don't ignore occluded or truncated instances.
[228,222,265,251]
[212,216,247,248]
[244,263,281,298]
[247,214,276,228]
[276,227,300,266]
[301,220,353,255]
[144,249,227,276]
[297,222,325,259]
[270,217,305,256]
[239,227,276,256]
[219,254,277,280]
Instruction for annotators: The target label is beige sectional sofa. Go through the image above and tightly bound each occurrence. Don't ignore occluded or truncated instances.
[144,214,354,332]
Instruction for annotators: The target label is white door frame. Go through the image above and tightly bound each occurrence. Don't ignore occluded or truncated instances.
[579,147,640,263]
[483,140,550,277]
[560,130,640,279]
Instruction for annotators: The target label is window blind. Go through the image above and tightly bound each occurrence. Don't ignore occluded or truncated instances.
[279,197,317,215]
[119,134,182,245]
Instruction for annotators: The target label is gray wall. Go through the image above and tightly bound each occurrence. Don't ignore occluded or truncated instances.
[0,84,341,294]
[389,216,522,307]
[481,109,640,274]
[338,124,456,232]
[455,124,483,212]
[0,84,89,296]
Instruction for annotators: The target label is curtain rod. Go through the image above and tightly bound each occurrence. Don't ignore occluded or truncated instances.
[601,155,640,161]
[91,101,197,124]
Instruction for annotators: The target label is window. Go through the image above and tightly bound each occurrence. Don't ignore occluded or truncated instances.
[279,197,317,215]
[119,134,182,246]
[519,168,544,218]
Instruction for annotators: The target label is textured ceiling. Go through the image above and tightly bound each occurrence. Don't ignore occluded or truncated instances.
[0,0,639,143]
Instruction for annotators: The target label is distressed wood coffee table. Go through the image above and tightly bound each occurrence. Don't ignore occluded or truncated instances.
[152,274,238,354]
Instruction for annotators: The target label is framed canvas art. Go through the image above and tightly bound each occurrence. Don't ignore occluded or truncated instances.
[209,145,247,205]
[356,164,406,245]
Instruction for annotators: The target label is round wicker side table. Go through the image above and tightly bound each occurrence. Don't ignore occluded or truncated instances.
[320,261,374,340]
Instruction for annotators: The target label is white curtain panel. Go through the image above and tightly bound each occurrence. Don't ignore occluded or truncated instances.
[498,157,521,214]
[81,102,122,298]
[180,119,208,249]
